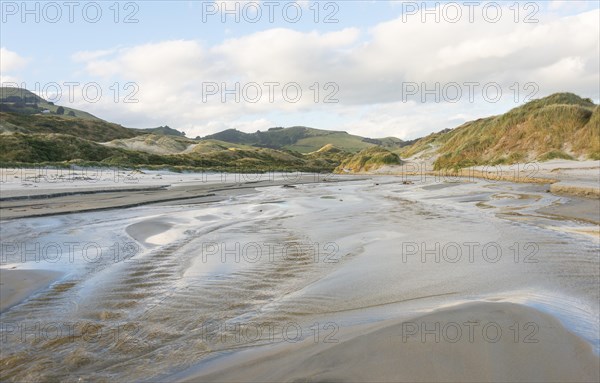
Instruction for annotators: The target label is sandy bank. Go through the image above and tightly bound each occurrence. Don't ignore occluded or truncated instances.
[0,269,63,312]
[176,302,599,383]
[537,196,600,225]
[550,182,600,198]
[359,159,600,199]
[126,219,173,246]
[0,174,358,219]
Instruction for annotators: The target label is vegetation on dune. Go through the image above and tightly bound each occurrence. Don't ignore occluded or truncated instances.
[1,87,597,174]
[0,133,124,163]
[537,150,575,161]
[397,128,452,159]
[399,93,599,170]
[306,144,352,169]
[335,146,402,173]
[0,88,352,172]
[0,112,142,142]
[0,133,343,172]
[580,106,600,160]
[104,134,197,155]
[190,139,256,154]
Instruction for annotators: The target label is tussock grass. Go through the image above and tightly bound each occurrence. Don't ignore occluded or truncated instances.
[399,93,598,169]
[335,146,402,173]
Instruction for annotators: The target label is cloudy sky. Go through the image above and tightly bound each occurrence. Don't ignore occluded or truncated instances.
[1,0,598,139]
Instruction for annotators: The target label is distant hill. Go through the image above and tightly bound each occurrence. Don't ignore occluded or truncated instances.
[0,88,194,142]
[141,125,186,137]
[1,87,597,173]
[0,132,341,172]
[399,93,599,169]
[0,87,102,120]
[0,112,142,142]
[203,126,406,153]
[0,89,348,171]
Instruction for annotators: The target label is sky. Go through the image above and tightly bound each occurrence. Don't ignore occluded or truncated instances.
[1,0,599,139]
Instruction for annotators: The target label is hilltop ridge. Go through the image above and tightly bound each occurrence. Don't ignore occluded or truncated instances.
[0,88,597,174]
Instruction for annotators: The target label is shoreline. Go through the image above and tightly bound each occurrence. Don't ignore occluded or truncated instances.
[347,170,600,199]
[0,175,364,220]
[343,159,600,199]
[1,159,598,220]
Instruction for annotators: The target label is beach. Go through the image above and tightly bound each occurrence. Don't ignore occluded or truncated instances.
[0,269,63,313]
[0,166,598,382]
[175,302,599,383]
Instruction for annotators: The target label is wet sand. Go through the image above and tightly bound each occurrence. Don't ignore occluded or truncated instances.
[0,172,352,219]
[537,196,600,224]
[0,170,598,382]
[376,159,600,198]
[0,269,63,312]
[176,302,599,383]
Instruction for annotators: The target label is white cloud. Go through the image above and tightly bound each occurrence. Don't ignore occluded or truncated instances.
[71,49,117,63]
[0,48,27,72]
[538,56,586,78]
[0,48,28,84]
[71,6,599,139]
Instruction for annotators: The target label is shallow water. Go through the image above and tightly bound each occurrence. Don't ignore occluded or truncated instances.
[0,176,598,381]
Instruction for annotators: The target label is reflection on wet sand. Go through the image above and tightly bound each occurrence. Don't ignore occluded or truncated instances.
[1,175,598,382]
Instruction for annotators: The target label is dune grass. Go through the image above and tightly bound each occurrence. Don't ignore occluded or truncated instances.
[399,93,598,170]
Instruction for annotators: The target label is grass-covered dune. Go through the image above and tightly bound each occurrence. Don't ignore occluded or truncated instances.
[399,93,599,169]
[0,132,344,172]
[1,87,597,174]
[103,134,197,155]
[335,146,402,173]
[0,112,142,142]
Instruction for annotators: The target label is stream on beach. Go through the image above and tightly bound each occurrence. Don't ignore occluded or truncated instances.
[0,175,598,382]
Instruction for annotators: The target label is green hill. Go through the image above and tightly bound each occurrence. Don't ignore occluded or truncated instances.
[141,125,186,137]
[0,132,344,172]
[0,87,102,120]
[0,88,355,171]
[0,132,130,163]
[0,112,143,142]
[0,88,186,141]
[399,92,599,169]
[2,87,596,174]
[204,126,406,153]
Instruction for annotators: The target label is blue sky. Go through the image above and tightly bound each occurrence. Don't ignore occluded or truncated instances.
[1,1,599,139]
